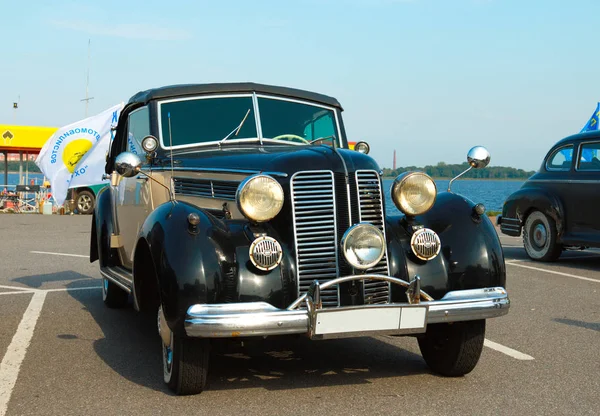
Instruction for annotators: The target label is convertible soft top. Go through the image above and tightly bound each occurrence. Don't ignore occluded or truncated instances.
[128,82,343,110]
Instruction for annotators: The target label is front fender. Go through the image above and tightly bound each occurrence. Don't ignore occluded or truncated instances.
[139,201,232,330]
[502,187,565,236]
[91,186,120,267]
[386,192,506,300]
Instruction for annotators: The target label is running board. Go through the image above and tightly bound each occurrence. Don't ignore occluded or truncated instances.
[100,266,133,293]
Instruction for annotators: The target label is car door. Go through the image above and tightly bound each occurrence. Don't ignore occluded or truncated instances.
[569,140,600,244]
[115,106,152,269]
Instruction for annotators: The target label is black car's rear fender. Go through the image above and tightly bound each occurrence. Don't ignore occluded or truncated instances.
[386,192,506,300]
[502,187,565,236]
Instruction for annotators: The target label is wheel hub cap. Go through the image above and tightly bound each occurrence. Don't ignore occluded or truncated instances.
[78,195,92,211]
[533,223,547,247]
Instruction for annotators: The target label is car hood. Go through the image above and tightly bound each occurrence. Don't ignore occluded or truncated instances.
[154,145,381,175]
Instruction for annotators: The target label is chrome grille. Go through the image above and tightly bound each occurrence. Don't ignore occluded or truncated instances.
[356,170,390,304]
[291,171,339,307]
[173,177,239,200]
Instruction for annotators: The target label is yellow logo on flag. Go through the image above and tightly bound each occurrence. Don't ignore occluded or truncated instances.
[62,139,93,173]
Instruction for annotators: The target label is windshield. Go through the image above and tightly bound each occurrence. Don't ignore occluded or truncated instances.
[158,94,339,148]
[258,97,338,144]
[159,95,258,148]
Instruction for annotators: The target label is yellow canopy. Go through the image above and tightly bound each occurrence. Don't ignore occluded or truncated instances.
[0,125,57,152]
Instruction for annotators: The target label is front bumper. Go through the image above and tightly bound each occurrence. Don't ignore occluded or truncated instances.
[184,274,510,339]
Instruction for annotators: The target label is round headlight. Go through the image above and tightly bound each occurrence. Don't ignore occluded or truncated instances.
[236,175,284,222]
[391,172,437,216]
[341,223,385,270]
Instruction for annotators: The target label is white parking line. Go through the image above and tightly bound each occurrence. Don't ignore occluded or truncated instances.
[44,287,102,293]
[506,262,600,283]
[484,339,534,360]
[0,285,36,292]
[30,250,88,258]
[0,291,47,416]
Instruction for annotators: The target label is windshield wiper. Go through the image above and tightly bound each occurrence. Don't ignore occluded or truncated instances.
[218,109,252,147]
[309,135,337,148]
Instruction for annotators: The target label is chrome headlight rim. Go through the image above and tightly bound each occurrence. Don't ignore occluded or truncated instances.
[236,174,284,222]
[391,171,437,216]
[341,223,386,270]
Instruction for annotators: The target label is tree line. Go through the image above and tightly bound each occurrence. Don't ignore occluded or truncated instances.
[382,162,535,179]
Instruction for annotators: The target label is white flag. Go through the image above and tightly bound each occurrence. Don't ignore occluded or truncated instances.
[36,103,124,206]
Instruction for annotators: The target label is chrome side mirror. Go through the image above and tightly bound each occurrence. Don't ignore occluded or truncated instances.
[115,152,142,178]
[448,146,491,192]
[467,146,490,169]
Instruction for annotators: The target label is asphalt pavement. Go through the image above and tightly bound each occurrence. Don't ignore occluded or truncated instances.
[0,214,598,416]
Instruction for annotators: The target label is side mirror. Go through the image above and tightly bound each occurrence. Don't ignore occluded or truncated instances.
[467,146,491,169]
[115,152,142,178]
[447,146,491,192]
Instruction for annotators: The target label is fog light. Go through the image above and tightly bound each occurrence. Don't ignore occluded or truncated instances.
[249,236,283,271]
[341,223,385,270]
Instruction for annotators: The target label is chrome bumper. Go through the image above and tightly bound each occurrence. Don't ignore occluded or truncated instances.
[184,274,510,339]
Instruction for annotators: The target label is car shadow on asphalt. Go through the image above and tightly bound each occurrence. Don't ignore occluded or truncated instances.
[63,280,430,394]
[12,270,99,289]
[552,318,600,332]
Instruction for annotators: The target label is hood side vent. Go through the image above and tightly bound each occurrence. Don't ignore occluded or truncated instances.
[173,177,239,200]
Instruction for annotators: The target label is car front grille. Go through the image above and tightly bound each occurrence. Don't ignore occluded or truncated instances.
[356,170,390,304]
[173,177,239,200]
[291,170,389,307]
[290,171,340,307]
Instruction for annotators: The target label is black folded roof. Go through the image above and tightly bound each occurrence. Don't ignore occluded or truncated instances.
[128,82,342,110]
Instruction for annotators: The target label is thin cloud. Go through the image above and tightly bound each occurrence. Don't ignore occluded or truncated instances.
[51,20,191,41]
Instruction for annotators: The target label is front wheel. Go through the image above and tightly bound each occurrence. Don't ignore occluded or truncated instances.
[418,320,485,377]
[160,308,210,395]
[523,211,562,261]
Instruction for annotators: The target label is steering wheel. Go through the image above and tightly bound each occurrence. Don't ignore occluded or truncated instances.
[271,134,310,144]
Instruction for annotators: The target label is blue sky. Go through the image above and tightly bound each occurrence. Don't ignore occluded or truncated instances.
[1,0,599,170]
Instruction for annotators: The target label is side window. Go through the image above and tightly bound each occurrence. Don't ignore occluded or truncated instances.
[127,107,150,155]
[577,142,600,171]
[546,145,573,171]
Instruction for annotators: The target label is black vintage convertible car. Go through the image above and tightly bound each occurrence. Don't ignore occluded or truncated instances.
[90,83,509,395]
[498,131,600,261]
